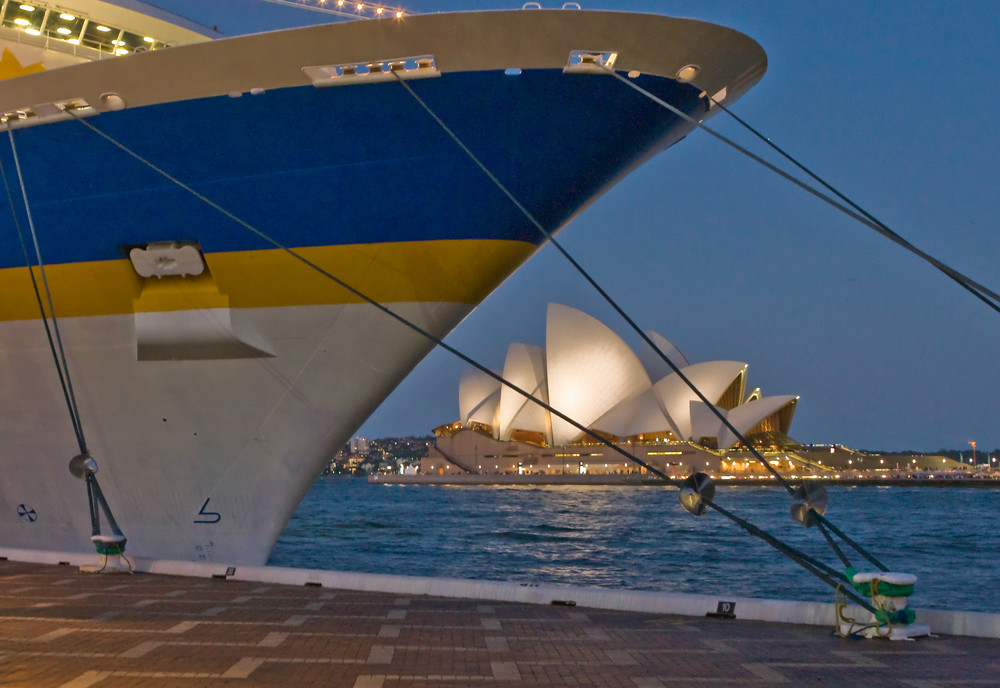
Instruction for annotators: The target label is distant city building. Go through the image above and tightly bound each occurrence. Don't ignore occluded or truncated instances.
[330,436,432,475]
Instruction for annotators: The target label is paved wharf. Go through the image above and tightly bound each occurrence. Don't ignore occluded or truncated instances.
[1,559,998,687]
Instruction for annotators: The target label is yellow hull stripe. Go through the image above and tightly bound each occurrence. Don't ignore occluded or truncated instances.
[0,239,536,321]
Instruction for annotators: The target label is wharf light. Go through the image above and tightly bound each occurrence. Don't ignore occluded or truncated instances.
[56,27,71,34]
[13,18,29,25]
[24,27,39,35]
[19,4,35,11]
[96,25,111,32]
[59,12,75,19]
[143,36,154,43]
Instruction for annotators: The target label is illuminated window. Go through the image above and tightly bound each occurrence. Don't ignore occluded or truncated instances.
[118,30,155,52]
[2,2,36,31]
[82,21,123,53]
[43,9,84,42]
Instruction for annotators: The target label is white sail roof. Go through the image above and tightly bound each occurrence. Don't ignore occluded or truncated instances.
[546,304,651,446]
[451,304,799,450]
[718,395,799,449]
[652,361,747,441]
[458,369,501,427]
[688,400,724,443]
[638,330,690,383]
[507,394,552,441]
[494,343,548,441]
[591,388,670,438]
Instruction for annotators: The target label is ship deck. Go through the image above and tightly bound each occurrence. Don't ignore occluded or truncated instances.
[2,559,998,687]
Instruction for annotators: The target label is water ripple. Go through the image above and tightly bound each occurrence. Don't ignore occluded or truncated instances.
[269,477,1000,612]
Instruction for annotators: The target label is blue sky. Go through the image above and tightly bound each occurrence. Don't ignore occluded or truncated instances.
[153,0,1000,452]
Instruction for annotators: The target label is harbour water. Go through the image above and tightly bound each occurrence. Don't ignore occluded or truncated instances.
[269,478,1000,613]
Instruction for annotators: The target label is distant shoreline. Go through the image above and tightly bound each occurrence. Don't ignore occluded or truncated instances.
[369,474,1000,488]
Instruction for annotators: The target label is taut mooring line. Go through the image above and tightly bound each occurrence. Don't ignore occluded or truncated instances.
[391,72,795,491]
[604,67,1000,316]
[66,107,880,606]
[705,498,878,614]
[391,71,893,574]
[64,110,670,482]
[706,95,1000,312]
[4,128,88,455]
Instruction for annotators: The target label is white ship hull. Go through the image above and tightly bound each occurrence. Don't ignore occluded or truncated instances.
[0,4,766,565]
[3,301,469,564]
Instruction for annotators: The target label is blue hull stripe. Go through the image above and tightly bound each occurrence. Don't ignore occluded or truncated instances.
[0,69,703,268]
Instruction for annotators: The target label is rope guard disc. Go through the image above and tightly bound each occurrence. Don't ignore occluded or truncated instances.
[790,482,828,527]
[679,472,715,516]
[68,453,98,479]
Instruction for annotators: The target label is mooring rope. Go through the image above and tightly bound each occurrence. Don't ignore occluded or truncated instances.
[390,72,897,574]
[603,67,1000,316]
[0,152,82,448]
[64,110,672,482]
[4,129,88,455]
[816,513,887,571]
[705,497,878,614]
[391,73,795,492]
[706,96,1000,312]
[64,108,886,609]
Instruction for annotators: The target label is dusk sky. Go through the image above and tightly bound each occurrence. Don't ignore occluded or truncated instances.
[154,0,1000,452]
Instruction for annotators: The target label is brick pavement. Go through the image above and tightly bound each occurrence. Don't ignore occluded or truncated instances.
[1,559,997,687]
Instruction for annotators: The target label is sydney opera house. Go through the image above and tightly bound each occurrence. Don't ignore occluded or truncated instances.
[423,304,805,477]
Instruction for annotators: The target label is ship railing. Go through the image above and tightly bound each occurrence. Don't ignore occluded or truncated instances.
[0,23,108,61]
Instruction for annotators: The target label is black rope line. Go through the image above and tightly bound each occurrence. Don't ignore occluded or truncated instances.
[814,513,887,571]
[392,73,795,492]
[605,67,1000,315]
[394,71,900,575]
[595,70,932,572]
[0,149,84,450]
[67,106,885,601]
[65,111,676,485]
[87,473,124,537]
[816,520,852,569]
[708,97,1000,312]
[706,498,877,613]
[5,128,88,454]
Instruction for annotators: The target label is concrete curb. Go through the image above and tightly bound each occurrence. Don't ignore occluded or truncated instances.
[3,546,998,639]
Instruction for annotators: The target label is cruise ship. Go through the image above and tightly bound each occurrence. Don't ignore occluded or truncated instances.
[0,0,766,565]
